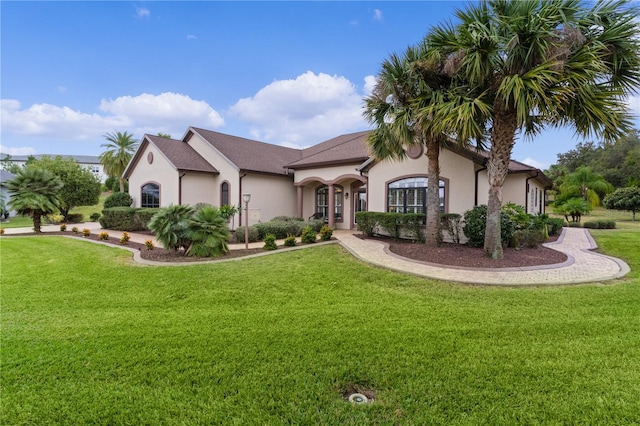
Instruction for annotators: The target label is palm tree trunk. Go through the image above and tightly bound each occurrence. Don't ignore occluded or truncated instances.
[484,108,518,259]
[425,137,442,247]
[32,212,42,233]
[118,177,125,193]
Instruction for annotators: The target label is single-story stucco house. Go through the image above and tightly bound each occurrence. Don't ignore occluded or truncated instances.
[123,127,551,230]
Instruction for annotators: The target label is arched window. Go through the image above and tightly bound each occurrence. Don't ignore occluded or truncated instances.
[316,185,343,221]
[387,177,445,214]
[141,183,160,208]
[221,182,229,206]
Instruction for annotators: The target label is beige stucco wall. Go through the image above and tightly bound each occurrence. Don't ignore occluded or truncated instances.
[242,174,296,226]
[127,144,179,207]
[476,172,547,213]
[181,173,218,206]
[293,164,362,184]
[367,149,478,215]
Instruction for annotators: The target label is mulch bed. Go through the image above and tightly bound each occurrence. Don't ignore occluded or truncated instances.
[357,234,568,269]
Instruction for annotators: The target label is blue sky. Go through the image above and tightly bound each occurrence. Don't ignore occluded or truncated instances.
[1,1,639,170]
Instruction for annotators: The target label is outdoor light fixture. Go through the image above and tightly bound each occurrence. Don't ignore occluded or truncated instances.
[345,192,349,199]
[243,193,251,249]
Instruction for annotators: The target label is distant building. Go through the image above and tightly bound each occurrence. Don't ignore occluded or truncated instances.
[0,154,107,183]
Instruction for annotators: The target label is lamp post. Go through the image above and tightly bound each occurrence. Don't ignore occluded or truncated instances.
[242,193,251,250]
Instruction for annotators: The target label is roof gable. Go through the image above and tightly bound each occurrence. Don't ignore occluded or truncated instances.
[188,127,301,176]
[124,135,218,179]
[286,131,371,169]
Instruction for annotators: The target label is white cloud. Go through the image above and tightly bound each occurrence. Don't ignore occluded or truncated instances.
[1,93,224,143]
[363,75,376,96]
[187,34,197,40]
[228,71,368,147]
[57,86,67,93]
[519,157,548,170]
[626,94,640,117]
[0,144,37,156]
[373,9,383,21]
[136,6,150,19]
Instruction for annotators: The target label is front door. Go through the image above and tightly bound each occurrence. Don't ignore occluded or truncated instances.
[352,187,367,229]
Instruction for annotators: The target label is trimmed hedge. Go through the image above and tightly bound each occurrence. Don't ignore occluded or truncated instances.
[99,207,160,231]
[355,211,426,241]
[235,226,260,243]
[583,220,616,229]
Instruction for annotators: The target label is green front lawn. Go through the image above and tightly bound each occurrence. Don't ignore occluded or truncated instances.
[1,232,639,424]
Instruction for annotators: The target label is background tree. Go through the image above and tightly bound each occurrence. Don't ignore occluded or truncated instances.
[559,166,614,207]
[157,133,172,138]
[1,154,21,174]
[6,168,63,232]
[26,155,100,221]
[426,0,640,259]
[553,197,591,223]
[603,186,640,221]
[99,131,138,193]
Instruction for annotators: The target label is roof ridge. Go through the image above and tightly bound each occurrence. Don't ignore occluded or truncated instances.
[300,130,370,160]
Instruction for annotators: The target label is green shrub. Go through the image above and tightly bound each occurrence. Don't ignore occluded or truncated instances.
[378,212,403,240]
[546,218,565,236]
[284,234,297,247]
[134,208,160,230]
[272,215,304,222]
[502,202,530,230]
[304,219,325,233]
[401,213,426,243]
[355,211,378,237]
[255,220,304,239]
[319,225,333,241]
[263,234,278,250]
[301,226,317,244]
[103,192,133,208]
[60,223,67,232]
[440,213,462,244]
[235,226,260,243]
[99,207,140,231]
[89,212,101,221]
[566,222,582,228]
[583,220,616,229]
[45,214,65,224]
[65,213,84,223]
[462,205,514,248]
[104,176,117,192]
[512,229,547,248]
[98,231,109,240]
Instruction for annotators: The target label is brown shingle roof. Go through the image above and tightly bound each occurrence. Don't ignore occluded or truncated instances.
[123,135,218,178]
[188,127,301,175]
[286,131,371,169]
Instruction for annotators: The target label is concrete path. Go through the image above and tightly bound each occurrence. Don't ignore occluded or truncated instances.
[335,228,630,285]
[2,223,630,285]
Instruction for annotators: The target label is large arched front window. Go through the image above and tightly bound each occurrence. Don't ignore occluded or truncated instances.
[316,185,343,221]
[387,177,445,214]
[141,183,160,208]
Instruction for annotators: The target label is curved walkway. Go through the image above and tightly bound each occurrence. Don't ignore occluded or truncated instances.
[2,223,630,285]
[335,228,630,285]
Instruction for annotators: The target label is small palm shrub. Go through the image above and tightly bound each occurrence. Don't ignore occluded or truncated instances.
[144,239,154,250]
[185,206,230,257]
[60,223,67,232]
[301,226,317,244]
[72,226,79,234]
[320,225,333,241]
[82,228,91,237]
[120,232,130,245]
[263,234,278,250]
[284,234,297,247]
[148,204,194,252]
[98,231,109,240]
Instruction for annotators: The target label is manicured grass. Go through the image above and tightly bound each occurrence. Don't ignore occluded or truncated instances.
[0,215,34,229]
[68,191,109,220]
[1,234,639,424]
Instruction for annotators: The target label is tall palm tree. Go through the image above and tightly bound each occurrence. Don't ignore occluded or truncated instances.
[6,168,63,232]
[363,43,481,246]
[100,131,139,193]
[427,0,640,259]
